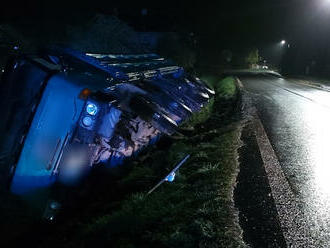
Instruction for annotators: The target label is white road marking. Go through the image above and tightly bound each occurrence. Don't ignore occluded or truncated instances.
[252,108,316,247]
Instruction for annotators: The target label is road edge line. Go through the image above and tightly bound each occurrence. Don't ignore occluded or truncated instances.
[252,109,315,247]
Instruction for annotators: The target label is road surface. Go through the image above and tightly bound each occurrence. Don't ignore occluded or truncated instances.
[239,75,330,247]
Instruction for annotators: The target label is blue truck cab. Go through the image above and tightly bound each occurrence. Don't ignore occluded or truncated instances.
[0,47,213,215]
[10,72,86,194]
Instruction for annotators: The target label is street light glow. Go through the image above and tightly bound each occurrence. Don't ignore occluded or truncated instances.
[281,40,286,45]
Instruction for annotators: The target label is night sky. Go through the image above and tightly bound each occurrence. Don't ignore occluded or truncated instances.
[0,0,316,41]
[1,0,330,68]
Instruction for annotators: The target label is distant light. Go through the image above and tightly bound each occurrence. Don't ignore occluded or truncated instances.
[13,46,19,50]
[86,103,98,116]
[281,40,286,45]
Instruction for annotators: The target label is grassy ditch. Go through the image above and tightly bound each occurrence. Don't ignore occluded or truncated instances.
[35,76,246,248]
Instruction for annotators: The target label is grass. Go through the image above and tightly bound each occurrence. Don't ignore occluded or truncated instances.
[184,76,236,127]
[216,77,237,98]
[79,130,245,248]
[3,76,246,248]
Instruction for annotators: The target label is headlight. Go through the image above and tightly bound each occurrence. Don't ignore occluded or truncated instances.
[82,116,93,127]
[86,103,98,116]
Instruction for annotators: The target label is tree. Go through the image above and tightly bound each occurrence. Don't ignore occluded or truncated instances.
[66,14,147,54]
[245,48,260,68]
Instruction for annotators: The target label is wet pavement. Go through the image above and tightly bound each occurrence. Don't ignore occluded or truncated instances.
[235,122,286,247]
[239,75,330,247]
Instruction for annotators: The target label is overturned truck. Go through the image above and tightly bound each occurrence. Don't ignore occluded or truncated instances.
[0,47,214,208]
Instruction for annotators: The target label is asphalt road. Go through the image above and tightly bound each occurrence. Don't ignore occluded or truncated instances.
[239,75,330,247]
